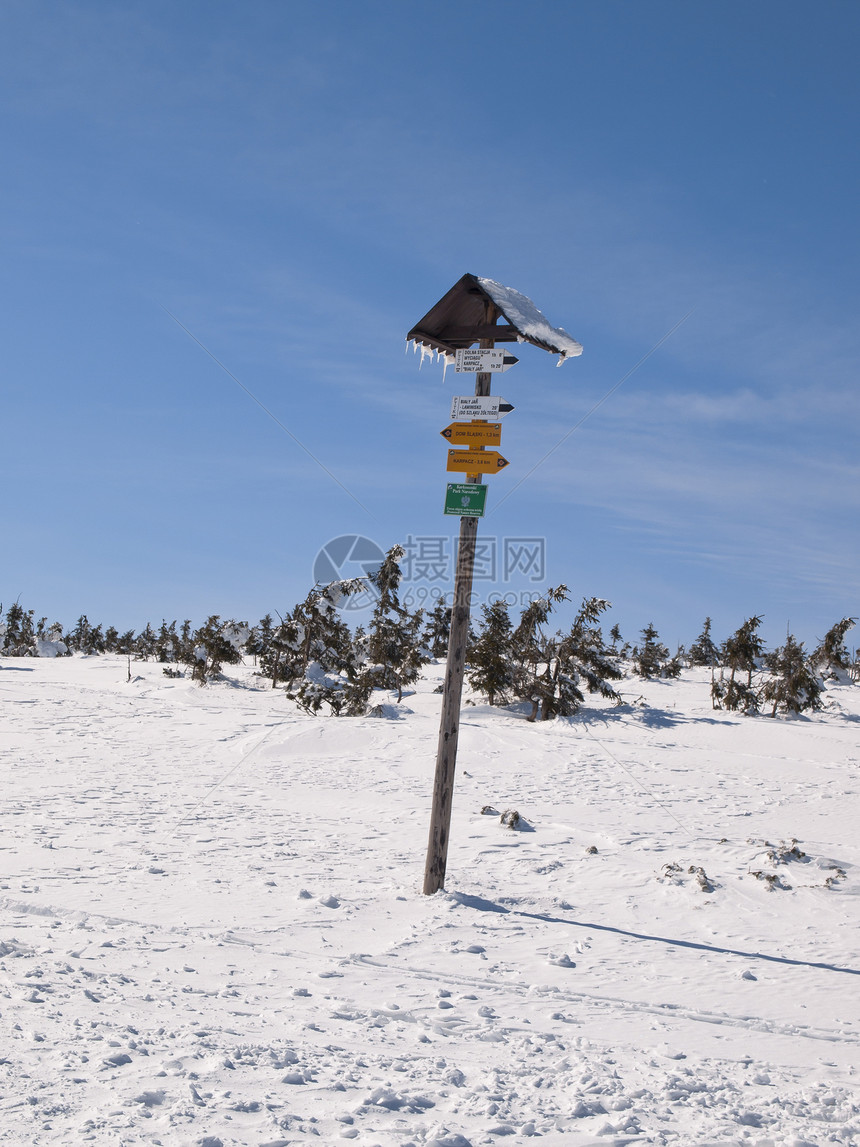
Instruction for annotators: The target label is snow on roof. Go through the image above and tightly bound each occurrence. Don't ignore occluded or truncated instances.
[477,277,583,364]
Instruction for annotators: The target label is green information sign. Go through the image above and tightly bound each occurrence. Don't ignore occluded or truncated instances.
[444,483,487,518]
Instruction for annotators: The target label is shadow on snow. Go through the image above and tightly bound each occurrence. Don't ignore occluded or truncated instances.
[447,891,860,978]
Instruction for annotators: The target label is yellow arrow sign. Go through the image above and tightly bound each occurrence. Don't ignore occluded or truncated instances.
[440,422,502,447]
[446,449,510,474]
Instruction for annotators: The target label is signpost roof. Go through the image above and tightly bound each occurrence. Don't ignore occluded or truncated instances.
[407,272,583,363]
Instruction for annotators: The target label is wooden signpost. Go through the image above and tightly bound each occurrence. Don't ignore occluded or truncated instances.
[424,318,499,895]
[406,273,581,895]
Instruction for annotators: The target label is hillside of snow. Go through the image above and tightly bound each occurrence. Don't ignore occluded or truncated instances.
[1,655,858,1146]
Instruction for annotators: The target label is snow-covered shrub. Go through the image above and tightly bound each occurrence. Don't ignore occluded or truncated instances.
[762,635,822,716]
[185,616,244,683]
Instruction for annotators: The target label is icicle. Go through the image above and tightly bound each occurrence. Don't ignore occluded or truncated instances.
[407,339,453,379]
[419,342,439,371]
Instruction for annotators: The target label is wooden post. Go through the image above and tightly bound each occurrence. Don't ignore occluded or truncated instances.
[423,310,497,895]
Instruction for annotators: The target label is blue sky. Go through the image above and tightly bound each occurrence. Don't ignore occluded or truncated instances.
[2,0,858,652]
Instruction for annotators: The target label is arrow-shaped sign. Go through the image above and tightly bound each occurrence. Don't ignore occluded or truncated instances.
[440,421,502,447]
[450,395,515,421]
[454,349,519,373]
[447,448,510,474]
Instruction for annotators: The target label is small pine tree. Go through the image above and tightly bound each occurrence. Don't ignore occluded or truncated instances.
[551,596,623,716]
[762,634,822,717]
[666,646,684,678]
[361,546,427,703]
[689,617,720,667]
[284,580,381,717]
[262,583,360,690]
[504,589,621,721]
[245,614,274,666]
[260,615,297,688]
[2,602,36,656]
[508,585,569,721]
[468,599,514,706]
[810,617,856,680]
[64,615,105,655]
[135,623,158,661]
[68,615,90,654]
[114,629,136,655]
[423,598,452,659]
[634,623,669,679]
[185,616,244,683]
[155,620,179,663]
[712,615,764,712]
[87,623,106,654]
[179,620,193,659]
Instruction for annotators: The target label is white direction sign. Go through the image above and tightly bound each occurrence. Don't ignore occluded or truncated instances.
[450,395,514,421]
[454,348,519,373]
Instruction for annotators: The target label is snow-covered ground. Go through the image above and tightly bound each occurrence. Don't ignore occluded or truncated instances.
[1,655,858,1146]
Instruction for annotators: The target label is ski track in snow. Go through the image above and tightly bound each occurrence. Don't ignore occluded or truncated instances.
[1,655,859,1146]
